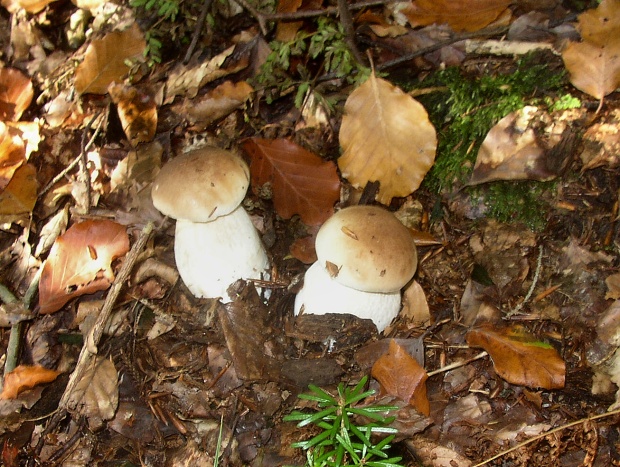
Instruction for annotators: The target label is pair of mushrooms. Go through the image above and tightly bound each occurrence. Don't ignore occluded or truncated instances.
[151,147,418,332]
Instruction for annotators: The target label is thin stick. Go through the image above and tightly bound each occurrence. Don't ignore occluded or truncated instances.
[427,351,488,377]
[184,0,214,63]
[39,110,105,198]
[472,408,620,467]
[58,221,153,412]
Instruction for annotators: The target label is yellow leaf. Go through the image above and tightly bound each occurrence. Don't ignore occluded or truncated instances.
[562,40,620,100]
[338,73,436,205]
[74,25,146,95]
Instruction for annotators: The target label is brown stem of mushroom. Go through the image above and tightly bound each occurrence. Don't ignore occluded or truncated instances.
[184,0,214,63]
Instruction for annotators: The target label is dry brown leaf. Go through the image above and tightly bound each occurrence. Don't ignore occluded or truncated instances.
[243,138,340,225]
[74,25,146,95]
[0,365,60,399]
[164,45,247,103]
[177,80,253,130]
[275,0,303,41]
[0,163,37,215]
[0,67,33,121]
[108,83,157,146]
[289,235,318,264]
[402,0,511,32]
[401,280,430,326]
[38,219,130,314]
[67,356,119,430]
[371,339,430,415]
[468,106,557,185]
[562,0,620,100]
[466,323,565,389]
[338,73,436,205]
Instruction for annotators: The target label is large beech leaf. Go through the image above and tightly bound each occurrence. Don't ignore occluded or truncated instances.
[74,25,146,95]
[371,339,430,416]
[242,138,340,225]
[0,365,60,399]
[402,0,511,32]
[38,220,130,314]
[562,0,620,100]
[67,356,118,430]
[0,67,33,121]
[466,324,565,389]
[338,73,436,205]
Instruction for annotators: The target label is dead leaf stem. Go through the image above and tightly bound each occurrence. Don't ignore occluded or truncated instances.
[39,110,105,198]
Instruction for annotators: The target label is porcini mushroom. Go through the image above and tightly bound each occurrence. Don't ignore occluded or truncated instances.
[151,147,269,303]
[294,205,417,332]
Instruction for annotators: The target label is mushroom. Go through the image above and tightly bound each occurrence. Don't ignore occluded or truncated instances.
[151,146,269,303]
[294,205,417,333]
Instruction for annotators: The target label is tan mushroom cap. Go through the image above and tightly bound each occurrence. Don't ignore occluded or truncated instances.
[315,205,417,293]
[151,147,250,222]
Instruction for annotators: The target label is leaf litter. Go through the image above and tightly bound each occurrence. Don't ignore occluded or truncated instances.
[0,0,618,465]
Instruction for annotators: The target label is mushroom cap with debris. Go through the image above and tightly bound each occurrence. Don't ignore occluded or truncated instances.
[151,147,250,222]
[315,205,418,293]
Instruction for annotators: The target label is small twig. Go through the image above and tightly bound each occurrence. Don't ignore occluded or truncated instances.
[506,244,543,318]
[337,0,366,66]
[472,408,620,467]
[184,0,214,63]
[57,221,153,412]
[231,0,268,35]
[427,351,488,377]
[39,110,105,198]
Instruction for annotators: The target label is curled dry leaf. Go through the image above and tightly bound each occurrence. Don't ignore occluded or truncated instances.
[468,106,557,185]
[0,365,60,399]
[338,73,436,205]
[108,83,157,146]
[176,80,253,130]
[401,0,511,32]
[68,356,119,430]
[371,339,430,416]
[466,323,565,389]
[242,138,340,225]
[38,219,130,314]
[74,24,146,95]
[0,121,27,191]
[0,67,33,121]
[562,0,620,100]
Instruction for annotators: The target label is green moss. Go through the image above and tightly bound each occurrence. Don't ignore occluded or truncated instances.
[404,54,568,228]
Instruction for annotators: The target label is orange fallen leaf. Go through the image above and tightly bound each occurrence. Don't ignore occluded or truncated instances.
[242,138,340,225]
[0,365,60,399]
[38,219,130,314]
[0,163,37,215]
[0,122,27,191]
[466,323,565,389]
[0,67,33,121]
[371,339,430,416]
[338,72,436,205]
[74,25,146,95]
[402,0,511,32]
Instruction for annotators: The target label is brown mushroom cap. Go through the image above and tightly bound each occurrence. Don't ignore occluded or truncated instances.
[315,205,417,293]
[151,147,250,222]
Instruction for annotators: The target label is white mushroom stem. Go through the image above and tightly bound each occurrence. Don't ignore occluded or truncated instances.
[293,262,402,333]
[174,205,269,303]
